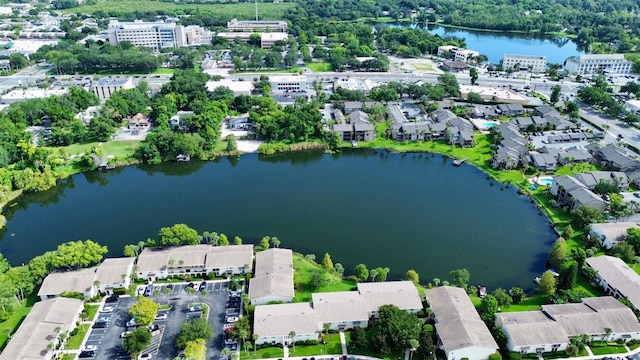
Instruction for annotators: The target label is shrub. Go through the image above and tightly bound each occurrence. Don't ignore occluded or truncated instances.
[113,288,127,295]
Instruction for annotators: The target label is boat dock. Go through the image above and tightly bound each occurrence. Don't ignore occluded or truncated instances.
[453,157,469,166]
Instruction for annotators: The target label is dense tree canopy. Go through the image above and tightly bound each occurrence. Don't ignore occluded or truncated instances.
[372,305,422,354]
[51,240,108,269]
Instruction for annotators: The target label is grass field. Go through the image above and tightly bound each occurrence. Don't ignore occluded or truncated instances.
[306,62,333,72]
[288,333,343,356]
[82,304,99,322]
[52,140,140,159]
[589,344,628,355]
[412,63,434,71]
[66,324,91,350]
[240,346,285,360]
[64,0,295,19]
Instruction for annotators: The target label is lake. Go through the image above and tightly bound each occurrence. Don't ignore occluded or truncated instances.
[0,151,555,290]
[386,23,584,65]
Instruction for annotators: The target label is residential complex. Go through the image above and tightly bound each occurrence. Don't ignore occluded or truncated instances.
[254,281,422,345]
[226,18,288,32]
[564,54,633,75]
[502,54,547,73]
[586,255,640,312]
[426,286,499,360]
[496,297,640,354]
[589,222,639,249]
[249,248,295,305]
[0,297,84,360]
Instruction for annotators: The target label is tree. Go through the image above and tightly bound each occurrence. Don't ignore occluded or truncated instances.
[612,241,636,263]
[557,261,578,290]
[405,270,419,285]
[572,205,604,228]
[226,135,237,152]
[571,247,587,269]
[122,327,151,358]
[322,253,334,270]
[350,327,369,350]
[537,270,556,295]
[289,331,296,351]
[177,318,213,349]
[9,53,28,70]
[509,287,525,304]
[408,338,419,360]
[372,305,422,354]
[548,237,568,269]
[492,288,512,308]
[184,338,207,360]
[129,297,160,326]
[467,92,484,103]
[550,85,562,104]
[449,268,470,289]
[437,73,460,97]
[469,68,479,85]
[234,236,242,245]
[157,223,199,246]
[270,237,281,248]
[354,264,369,282]
[259,236,270,250]
[375,267,390,282]
[479,294,498,323]
[219,233,229,246]
[335,263,345,276]
[51,240,108,269]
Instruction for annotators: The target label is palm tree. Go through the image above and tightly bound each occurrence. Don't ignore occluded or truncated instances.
[433,278,441,287]
[408,339,419,360]
[221,347,231,360]
[604,327,612,340]
[289,331,296,352]
[253,333,259,355]
[270,237,281,248]
[370,269,379,282]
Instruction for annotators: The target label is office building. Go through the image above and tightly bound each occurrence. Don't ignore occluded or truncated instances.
[502,54,547,73]
[564,54,633,75]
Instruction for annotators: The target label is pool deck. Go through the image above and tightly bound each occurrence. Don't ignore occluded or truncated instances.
[529,176,554,186]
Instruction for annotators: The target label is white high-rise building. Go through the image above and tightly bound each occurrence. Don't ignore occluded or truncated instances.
[227,18,288,32]
[107,20,214,50]
[437,45,480,63]
[564,54,633,75]
[502,54,547,73]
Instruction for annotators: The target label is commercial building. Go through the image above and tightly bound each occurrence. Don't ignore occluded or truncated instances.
[437,45,480,63]
[107,20,214,50]
[92,77,134,100]
[0,297,84,360]
[269,75,307,92]
[459,85,530,104]
[227,18,288,32]
[496,297,640,355]
[564,54,633,75]
[426,286,499,360]
[502,54,547,73]
[214,32,288,49]
[206,79,254,96]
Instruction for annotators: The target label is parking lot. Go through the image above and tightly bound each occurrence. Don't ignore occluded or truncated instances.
[82,280,237,360]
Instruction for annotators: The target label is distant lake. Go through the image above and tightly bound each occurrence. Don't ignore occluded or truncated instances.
[386,23,584,64]
[0,151,555,291]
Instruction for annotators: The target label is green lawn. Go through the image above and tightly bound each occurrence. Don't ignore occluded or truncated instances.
[589,344,628,355]
[82,304,99,322]
[64,0,294,19]
[412,63,434,71]
[288,333,343,356]
[501,294,548,312]
[240,346,285,360]
[306,62,333,72]
[66,324,90,350]
[61,354,76,360]
[51,140,139,159]
[237,67,301,74]
[293,253,358,302]
[0,293,38,351]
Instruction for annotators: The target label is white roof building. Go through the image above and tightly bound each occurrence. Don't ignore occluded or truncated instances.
[249,248,294,305]
[502,54,547,73]
[95,257,135,295]
[589,222,639,249]
[38,267,98,301]
[564,54,633,75]
[587,255,640,311]
[426,286,499,360]
[459,85,530,104]
[0,297,84,360]
[206,79,254,96]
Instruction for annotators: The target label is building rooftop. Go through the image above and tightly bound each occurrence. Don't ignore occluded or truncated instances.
[95,257,134,285]
[38,267,97,297]
[1,297,84,360]
[587,256,640,310]
[312,291,369,323]
[249,248,294,301]
[357,281,423,313]
[254,302,319,338]
[426,286,498,353]
[206,244,254,269]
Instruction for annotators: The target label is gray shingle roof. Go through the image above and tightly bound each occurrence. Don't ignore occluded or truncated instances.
[587,256,640,310]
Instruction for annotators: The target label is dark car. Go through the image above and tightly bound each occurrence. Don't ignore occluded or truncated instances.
[105,294,119,303]
[199,281,207,291]
[144,284,154,297]
[79,350,96,358]
[92,321,107,329]
[186,282,195,289]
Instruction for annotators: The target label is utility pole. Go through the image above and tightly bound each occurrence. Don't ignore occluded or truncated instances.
[255,0,258,21]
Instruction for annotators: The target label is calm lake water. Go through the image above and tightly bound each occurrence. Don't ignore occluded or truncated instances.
[387,23,584,65]
[0,151,555,290]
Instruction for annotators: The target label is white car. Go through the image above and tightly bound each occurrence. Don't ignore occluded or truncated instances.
[226,316,239,323]
[82,345,98,351]
[138,354,152,360]
[120,331,132,338]
[155,313,167,320]
[100,306,114,313]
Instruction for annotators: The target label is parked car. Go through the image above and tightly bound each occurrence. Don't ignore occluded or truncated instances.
[120,331,132,338]
[226,316,239,323]
[144,284,154,297]
[186,282,195,289]
[105,295,119,303]
[155,313,167,320]
[188,305,203,312]
[100,306,114,313]
[126,318,138,328]
[82,345,98,351]
[79,350,96,358]
[92,321,107,329]
[199,281,207,291]
[97,316,111,323]
[139,354,152,359]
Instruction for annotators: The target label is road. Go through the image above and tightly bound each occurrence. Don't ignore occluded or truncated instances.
[0,64,51,92]
[578,103,640,149]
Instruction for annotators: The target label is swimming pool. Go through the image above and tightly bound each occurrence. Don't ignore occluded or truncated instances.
[539,177,554,186]
[484,122,497,128]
